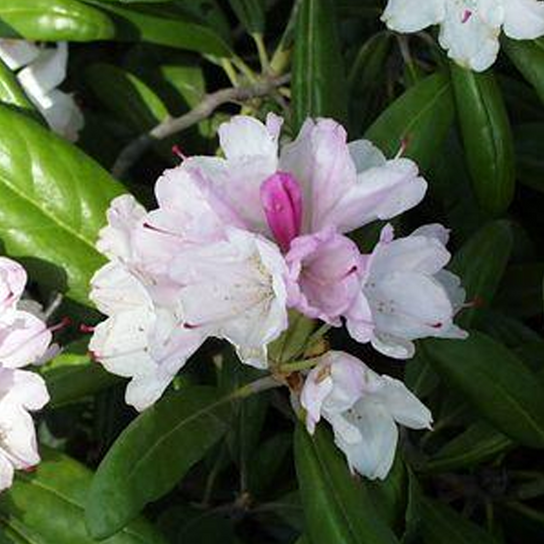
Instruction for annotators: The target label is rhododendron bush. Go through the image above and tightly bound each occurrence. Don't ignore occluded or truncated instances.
[0,1,543,543]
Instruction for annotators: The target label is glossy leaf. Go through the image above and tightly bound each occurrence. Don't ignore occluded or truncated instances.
[227,0,265,34]
[0,448,166,544]
[42,340,119,407]
[292,0,348,130]
[0,104,123,304]
[450,221,513,328]
[423,421,513,473]
[0,59,38,119]
[424,331,544,449]
[86,386,233,539]
[503,38,544,105]
[83,0,231,56]
[0,0,115,41]
[366,73,454,169]
[420,499,499,544]
[294,424,400,544]
[86,63,169,132]
[450,63,515,215]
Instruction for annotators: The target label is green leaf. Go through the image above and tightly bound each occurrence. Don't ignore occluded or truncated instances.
[423,421,513,473]
[294,424,400,544]
[292,0,348,130]
[348,31,393,131]
[420,499,499,544]
[450,220,513,328]
[0,0,115,41]
[227,0,265,34]
[0,104,123,304]
[41,340,119,407]
[514,123,544,193]
[85,63,169,132]
[83,1,231,56]
[0,59,38,119]
[86,386,233,539]
[495,263,544,318]
[503,38,544,104]
[424,331,544,449]
[450,63,515,215]
[366,73,454,169]
[0,448,166,544]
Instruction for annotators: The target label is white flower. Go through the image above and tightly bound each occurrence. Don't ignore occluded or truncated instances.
[300,351,432,480]
[346,224,468,359]
[170,227,289,369]
[382,0,544,71]
[0,367,49,492]
[0,40,84,140]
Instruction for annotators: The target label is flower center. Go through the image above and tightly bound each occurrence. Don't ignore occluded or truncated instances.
[260,172,303,252]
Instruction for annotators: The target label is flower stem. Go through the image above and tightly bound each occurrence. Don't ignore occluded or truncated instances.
[252,33,270,73]
[277,357,322,374]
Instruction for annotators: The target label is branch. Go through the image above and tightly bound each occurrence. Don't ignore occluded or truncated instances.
[112,74,291,178]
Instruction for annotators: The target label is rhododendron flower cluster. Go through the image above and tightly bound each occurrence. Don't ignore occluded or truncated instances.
[90,114,467,478]
[0,258,52,492]
[0,40,84,141]
[382,0,544,72]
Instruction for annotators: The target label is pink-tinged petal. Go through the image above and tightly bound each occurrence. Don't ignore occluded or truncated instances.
[96,195,147,262]
[0,257,27,310]
[319,158,428,234]
[8,369,49,412]
[17,42,68,98]
[333,400,398,480]
[0,40,40,71]
[503,0,544,40]
[381,0,445,32]
[300,367,334,434]
[286,229,361,324]
[279,118,357,233]
[218,115,280,160]
[378,376,433,430]
[0,311,52,369]
[0,453,14,492]
[345,289,374,343]
[261,172,303,252]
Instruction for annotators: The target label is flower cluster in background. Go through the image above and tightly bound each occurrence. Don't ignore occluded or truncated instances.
[382,0,544,71]
[90,115,467,478]
[0,40,84,141]
[0,258,52,492]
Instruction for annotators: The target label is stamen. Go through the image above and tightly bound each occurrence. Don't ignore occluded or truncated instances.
[48,316,71,334]
[79,323,95,334]
[172,144,188,161]
[394,136,409,159]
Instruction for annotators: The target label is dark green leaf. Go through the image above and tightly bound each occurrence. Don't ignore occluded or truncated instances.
[514,123,544,193]
[450,63,515,215]
[86,63,169,133]
[83,1,231,56]
[423,421,513,473]
[450,221,513,328]
[366,73,454,169]
[495,263,544,318]
[424,331,544,449]
[503,37,544,104]
[420,499,499,544]
[0,448,166,544]
[0,104,123,304]
[41,340,119,407]
[227,0,265,34]
[294,424,400,544]
[86,386,232,539]
[0,0,115,41]
[292,0,348,130]
[0,59,38,120]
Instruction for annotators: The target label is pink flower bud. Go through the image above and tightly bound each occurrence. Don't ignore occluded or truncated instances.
[260,172,303,252]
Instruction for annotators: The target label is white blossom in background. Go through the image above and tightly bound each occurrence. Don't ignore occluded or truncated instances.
[381,0,544,71]
[0,258,52,492]
[301,351,432,479]
[0,40,84,141]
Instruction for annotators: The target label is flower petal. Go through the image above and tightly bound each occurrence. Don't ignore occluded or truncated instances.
[381,0,445,32]
[503,0,544,39]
